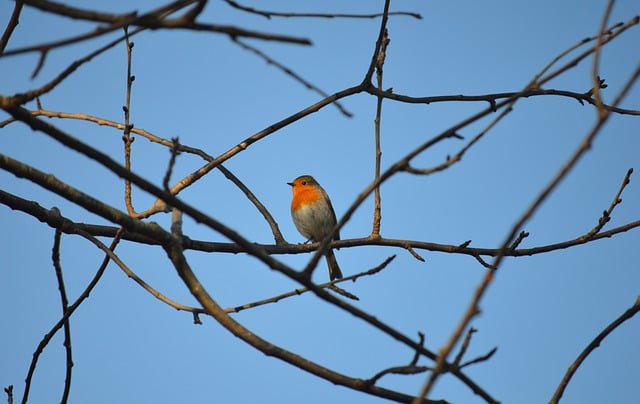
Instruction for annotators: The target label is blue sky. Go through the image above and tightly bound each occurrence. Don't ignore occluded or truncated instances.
[1,1,639,403]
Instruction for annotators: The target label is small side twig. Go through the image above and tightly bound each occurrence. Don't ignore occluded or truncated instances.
[225,256,396,314]
[508,231,530,251]
[451,326,497,370]
[460,347,498,369]
[328,284,359,300]
[367,332,431,385]
[163,137,181,192]
[404,243,425,262]
[4,385,13,404]
[453,327,477,366]
[581,167,633,240]
[472,254,496,270]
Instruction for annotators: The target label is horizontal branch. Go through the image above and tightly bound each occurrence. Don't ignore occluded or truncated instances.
[365,85,640,115]
[3,0,310,58]
[223,0,422,20]
[3,187,637,265]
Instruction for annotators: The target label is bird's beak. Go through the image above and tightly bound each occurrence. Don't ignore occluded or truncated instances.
[287,182,294,187]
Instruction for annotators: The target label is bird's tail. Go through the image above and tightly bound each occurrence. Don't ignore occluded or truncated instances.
[324,249,343,280]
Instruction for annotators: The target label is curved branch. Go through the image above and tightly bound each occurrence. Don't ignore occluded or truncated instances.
[3,0,310,59]
[50,229,73,404]
[550,296,640,404]
[21,229,123,404]
[163,232,445,404]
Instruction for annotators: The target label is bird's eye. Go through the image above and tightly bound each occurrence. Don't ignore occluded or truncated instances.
[302,181,306,185]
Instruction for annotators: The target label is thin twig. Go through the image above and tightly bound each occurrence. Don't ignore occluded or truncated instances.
[581,167,633,240]
[21,228,123,404]
[223,0,422,20]
[366,332,431,385]
[163,137,181,192]
[3,385,13,404]
[51,226,73,404]
[137,84,364,219]
[226,256,395,313]
[591,1,616,117]
[453,327,476,366]
[508,231,530,251]
[232,38,352,117]
[122,27,136,215]
[0,0,23,54]
[371,29,389,237]
[460,347,497,369]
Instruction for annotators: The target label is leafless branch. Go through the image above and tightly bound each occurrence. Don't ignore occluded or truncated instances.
[550,296,640,404]
[51,227,73,404]
[223,0,422,20]
[163,137,182,192]
[0,0,23,54]
[3,385,13,404]
[232,38,352,117]
[3,0,310,59]
[453,327,477,367]
[371,29,389,237]
[122,27,136,215]
[163,224,445,404]
[413,12,640,401]
[581,168,633,240]
[367,332,431,386]
[20,227,123,404]
[460,347,498,369]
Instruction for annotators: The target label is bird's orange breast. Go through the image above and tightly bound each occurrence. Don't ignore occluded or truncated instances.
[291,185,323,211]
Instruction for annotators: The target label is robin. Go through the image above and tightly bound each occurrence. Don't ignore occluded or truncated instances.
[288,175,343,280]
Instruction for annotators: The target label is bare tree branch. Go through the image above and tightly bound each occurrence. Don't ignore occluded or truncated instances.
[550,296,640,404]
[0,0,23,54]
[223,0,422,20]
[2,0,310,59]
[413,17,640,402]
[51,227,73,404]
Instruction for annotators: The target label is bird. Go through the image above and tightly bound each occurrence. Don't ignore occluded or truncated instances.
[288,175,343,280]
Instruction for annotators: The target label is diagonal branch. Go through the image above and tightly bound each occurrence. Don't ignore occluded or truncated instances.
[550,296,640,404]
[163,224,445,404]
[232,38,352,117]
[0,0,23,54]
[413,9,640,401]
